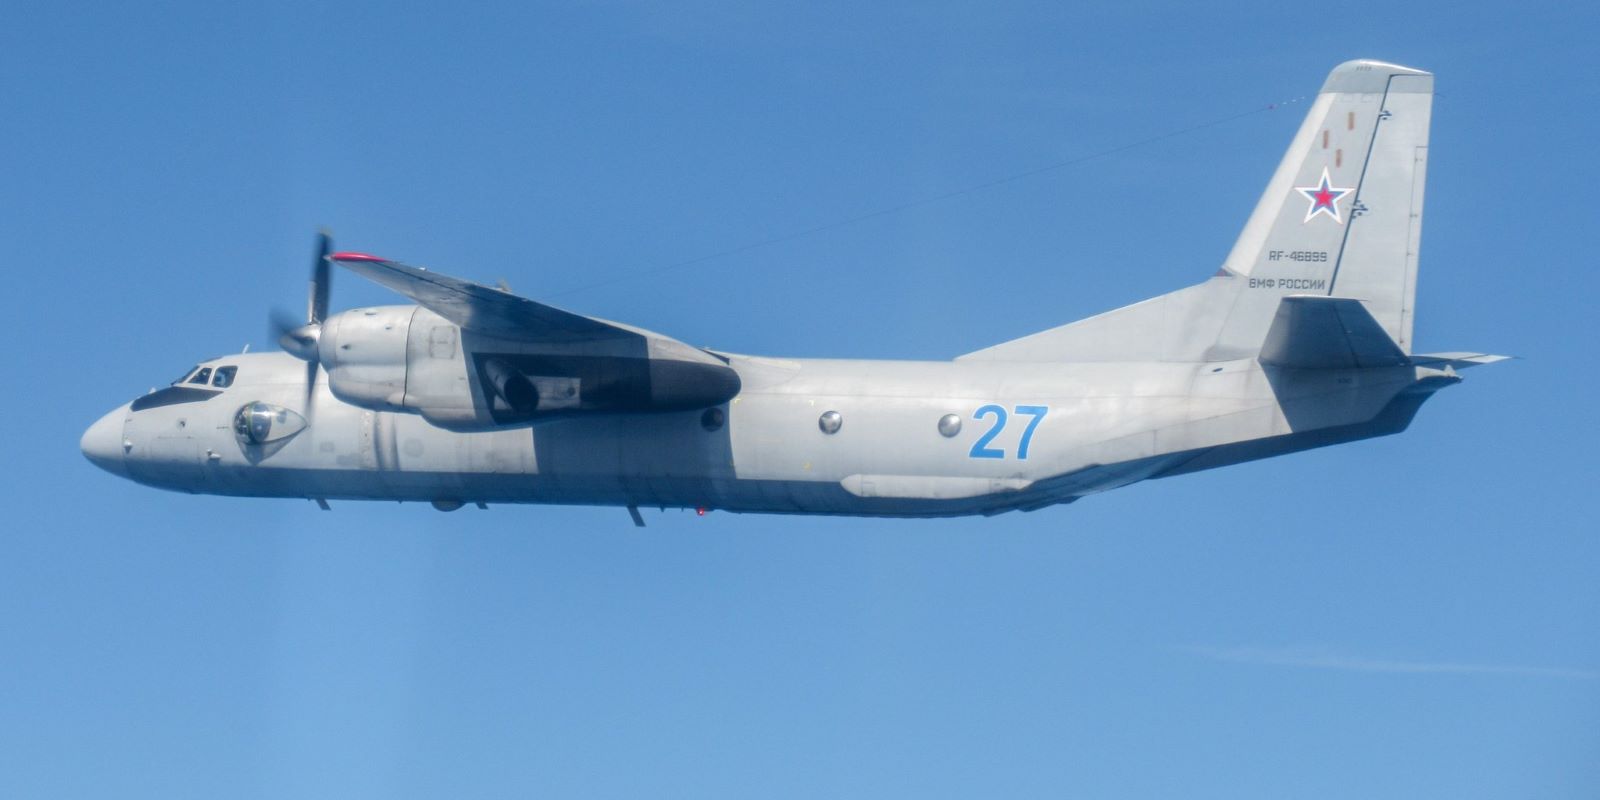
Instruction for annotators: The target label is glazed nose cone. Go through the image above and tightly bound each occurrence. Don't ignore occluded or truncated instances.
[81,406,128,478]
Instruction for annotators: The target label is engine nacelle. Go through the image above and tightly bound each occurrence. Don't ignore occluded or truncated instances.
[315,305,740,431]
[318,305,416,410]
[402,308,740,430]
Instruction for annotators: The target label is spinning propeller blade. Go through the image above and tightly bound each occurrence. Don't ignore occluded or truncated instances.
[309,229,331,324]
[270,230,336,416]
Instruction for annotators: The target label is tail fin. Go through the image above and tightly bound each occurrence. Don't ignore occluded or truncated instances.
[961,60,1434,363]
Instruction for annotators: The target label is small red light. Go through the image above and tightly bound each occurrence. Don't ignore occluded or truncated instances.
[696,507,707,516]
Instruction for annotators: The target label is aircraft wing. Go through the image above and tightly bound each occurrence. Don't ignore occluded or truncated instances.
[328,251,739,427]
[330,252,635,343]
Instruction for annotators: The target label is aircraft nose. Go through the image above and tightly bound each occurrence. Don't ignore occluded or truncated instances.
[81,406,129,477]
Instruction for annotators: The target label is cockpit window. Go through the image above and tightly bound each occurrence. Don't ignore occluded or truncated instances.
[189,367,213,385]
[212,366,237,388]
[172,365,200,385]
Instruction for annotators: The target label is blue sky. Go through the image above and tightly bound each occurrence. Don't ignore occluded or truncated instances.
[3,1,1596,797]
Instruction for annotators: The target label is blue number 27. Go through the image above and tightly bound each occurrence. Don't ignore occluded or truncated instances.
[968,404,1048,460]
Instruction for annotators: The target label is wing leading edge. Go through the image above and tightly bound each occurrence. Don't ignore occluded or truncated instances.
[330,252,637,343]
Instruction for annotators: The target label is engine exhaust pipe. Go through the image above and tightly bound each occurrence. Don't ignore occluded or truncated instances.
[483,359,539,412]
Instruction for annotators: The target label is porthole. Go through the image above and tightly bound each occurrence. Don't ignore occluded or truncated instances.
[701,407,726,432]
[818,410,842,435]
[938,414,962,437]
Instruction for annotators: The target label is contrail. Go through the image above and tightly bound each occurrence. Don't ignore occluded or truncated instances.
[1184,644,1599,680]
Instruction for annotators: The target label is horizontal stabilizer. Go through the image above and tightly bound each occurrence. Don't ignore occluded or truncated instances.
[1259,296,1409,370]
[1409,352,1513,370]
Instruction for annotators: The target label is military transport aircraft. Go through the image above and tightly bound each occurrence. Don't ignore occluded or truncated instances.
[82,60,1504,523]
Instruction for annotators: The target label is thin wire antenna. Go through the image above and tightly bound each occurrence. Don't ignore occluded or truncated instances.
[547,96,1306,299]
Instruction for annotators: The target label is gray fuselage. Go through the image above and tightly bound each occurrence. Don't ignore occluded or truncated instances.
[82,349,1448,517]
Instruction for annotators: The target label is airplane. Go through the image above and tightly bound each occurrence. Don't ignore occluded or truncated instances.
[81,59,1505,523]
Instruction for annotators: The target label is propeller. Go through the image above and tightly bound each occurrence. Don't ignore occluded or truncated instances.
[270,229,334,414]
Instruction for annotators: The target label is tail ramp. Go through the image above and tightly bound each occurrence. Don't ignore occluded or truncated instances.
[961,60,1434,363]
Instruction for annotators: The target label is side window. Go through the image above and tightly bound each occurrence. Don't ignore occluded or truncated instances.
[212,366,237,388]
[172,365,200,385]
[189,367,213,385]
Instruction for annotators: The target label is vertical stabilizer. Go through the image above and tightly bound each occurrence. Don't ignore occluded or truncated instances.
[1217,59,1433,354]
[961,60,1433,363]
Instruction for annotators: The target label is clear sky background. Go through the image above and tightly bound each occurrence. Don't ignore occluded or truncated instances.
[2,2,1596,797]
